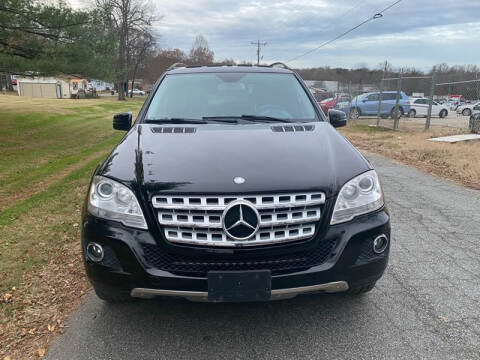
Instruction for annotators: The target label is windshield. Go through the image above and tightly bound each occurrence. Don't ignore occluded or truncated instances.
[145,72,317,122]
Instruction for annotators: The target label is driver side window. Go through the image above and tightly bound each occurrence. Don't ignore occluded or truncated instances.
[366,94,379,101]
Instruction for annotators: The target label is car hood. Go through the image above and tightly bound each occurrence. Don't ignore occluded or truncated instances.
[99,122,371,198]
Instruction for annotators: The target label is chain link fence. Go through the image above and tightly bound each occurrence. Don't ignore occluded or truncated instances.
[309,73,480,133]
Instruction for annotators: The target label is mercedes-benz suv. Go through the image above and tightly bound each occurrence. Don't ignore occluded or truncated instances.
[82,63,390,302]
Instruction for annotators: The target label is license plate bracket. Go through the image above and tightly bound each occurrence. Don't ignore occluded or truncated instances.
[208,270,272,302]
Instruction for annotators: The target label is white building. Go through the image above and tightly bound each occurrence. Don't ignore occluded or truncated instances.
[16,75,89,98]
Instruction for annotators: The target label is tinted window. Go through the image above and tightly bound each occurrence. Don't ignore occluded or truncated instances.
[146,73,317,121]
[381,93,397,101]
[414,99,427,105]
[366,94,379,101]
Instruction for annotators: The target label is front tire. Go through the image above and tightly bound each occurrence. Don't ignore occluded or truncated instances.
[408,109,416,118]
[347,282,376,295]
[390,107,404,119]
[439,109,448,118]
[462,108,472,116]
[349,107,360,119]
[93,284,132,303]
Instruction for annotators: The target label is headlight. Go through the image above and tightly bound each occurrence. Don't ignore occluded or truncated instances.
[87,176,148,229]
[330,170,384,225]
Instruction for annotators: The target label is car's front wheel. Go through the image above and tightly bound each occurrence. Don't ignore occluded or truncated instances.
[439,109,448,118]
[93,284,132,303]
[349,107,360,119]
[390,107,404,118]
[347,282,376,295]
[408,109,416,118]
[462,108,472,116]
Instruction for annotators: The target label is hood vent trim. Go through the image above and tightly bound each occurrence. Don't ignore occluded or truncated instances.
[271,125,314,133]
[151,127,196,134]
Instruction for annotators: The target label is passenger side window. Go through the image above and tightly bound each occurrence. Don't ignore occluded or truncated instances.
[381,93,397,101]
[366,94,379,101]
[414,99,427,105]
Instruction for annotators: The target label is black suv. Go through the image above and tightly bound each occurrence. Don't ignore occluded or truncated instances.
[82,63,390,302]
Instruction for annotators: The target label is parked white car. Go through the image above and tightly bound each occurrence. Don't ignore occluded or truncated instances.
[129,89,146,96]
[456,102,480,116]
[408,98,448,118]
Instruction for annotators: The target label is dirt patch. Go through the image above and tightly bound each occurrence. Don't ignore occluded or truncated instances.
[341,121,480,190]
[0,241,89,360]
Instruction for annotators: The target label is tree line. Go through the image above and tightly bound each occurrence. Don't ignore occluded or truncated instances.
[0,0,223,100]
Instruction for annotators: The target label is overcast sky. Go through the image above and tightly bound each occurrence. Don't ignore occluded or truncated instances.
[71,0,479,70]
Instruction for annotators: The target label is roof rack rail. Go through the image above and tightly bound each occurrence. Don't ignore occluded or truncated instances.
[269,62,290,69]
[167,63,187,71]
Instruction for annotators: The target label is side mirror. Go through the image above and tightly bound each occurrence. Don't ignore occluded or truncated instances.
[113,112,132,131]
[328,109,347,128]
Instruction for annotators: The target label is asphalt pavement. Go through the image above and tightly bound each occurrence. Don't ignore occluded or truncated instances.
[46,154,480,360]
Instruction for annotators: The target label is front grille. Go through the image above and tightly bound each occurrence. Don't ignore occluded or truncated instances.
[141,238,336,275]
[152,192,325,247]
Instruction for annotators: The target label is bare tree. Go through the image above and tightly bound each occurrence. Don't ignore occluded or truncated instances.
[96,0,157,100]
[188,35,214,65]
[127,30,155,97]
[138,48,187,83]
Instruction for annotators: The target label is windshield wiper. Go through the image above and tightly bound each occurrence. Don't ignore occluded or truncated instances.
[145,118,209,124]
[201,116,240,123]
[240,115,294,123]
[202,115,294,123]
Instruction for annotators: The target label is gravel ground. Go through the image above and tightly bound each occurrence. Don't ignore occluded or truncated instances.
[46,154,480,360]
[406,113,470,129]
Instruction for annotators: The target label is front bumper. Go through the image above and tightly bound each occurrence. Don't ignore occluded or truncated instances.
[130,281,349,301]
[82,209,390,301]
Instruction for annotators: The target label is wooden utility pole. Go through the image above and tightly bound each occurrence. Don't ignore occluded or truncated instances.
[251,40,267,65]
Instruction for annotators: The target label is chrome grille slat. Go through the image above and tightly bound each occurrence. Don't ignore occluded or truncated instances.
[152,193,325,210]
[158,208,320,229]
[152,192,324,247]
[162,223,316,247]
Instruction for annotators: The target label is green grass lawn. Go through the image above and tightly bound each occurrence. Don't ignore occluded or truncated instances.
[0,95,143,330]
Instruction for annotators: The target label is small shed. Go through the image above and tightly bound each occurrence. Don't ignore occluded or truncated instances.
[16,74,87,99]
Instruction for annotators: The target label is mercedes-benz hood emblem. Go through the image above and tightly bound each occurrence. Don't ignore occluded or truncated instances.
[222,200,260,240]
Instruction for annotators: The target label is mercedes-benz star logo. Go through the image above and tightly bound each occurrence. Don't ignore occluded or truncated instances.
[222,200,260,241]
[233,176,245,184]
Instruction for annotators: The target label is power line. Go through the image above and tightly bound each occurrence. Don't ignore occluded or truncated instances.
[285,0,403,63]
[251,40,267,65]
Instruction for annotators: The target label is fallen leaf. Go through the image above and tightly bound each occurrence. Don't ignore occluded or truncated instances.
[28,328,35,335]
[4,355,12,360]
[38,348,46,357]
[47,324,55,332]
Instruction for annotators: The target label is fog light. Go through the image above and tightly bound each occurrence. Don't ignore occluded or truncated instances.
[86,242,104,262]
[373,234,389,254]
